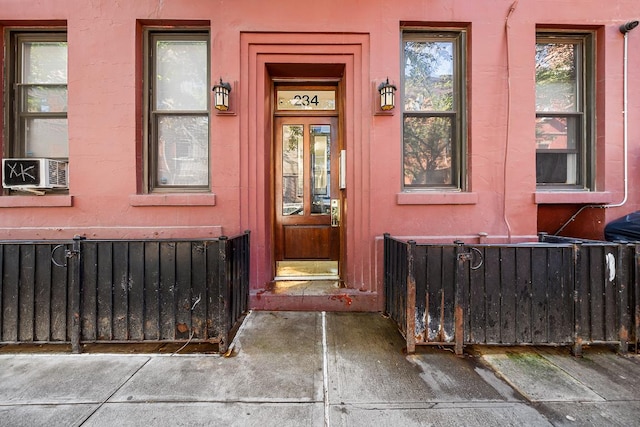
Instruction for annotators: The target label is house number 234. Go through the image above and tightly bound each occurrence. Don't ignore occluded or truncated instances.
[293,94,319,106]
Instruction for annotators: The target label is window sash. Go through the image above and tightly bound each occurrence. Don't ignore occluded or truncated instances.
[535,33,592,189]
[402,31,465,190]
[403,112,457,188]
[403,35,457,113]
[9,33,68,159]
[146,31,210,192]
[152,112,209,188]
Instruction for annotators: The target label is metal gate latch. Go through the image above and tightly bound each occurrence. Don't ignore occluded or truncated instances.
[51,244,79,268]
[457,247,484,270]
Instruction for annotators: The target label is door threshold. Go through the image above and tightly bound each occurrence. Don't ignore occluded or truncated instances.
[267,279,344,296]
[273,275,340,281]
[276,260,338,278]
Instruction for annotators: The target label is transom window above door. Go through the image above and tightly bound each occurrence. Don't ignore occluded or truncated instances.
[276,89,336,111]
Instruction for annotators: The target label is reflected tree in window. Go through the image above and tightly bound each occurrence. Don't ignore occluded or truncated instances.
[403,38,456,186]
[534,35,589,187]
[535,42,578,150]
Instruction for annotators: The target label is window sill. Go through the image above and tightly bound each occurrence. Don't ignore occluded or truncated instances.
[534,191,614,205]
[129,193,216,207]
[0,195,73,208]
[396,191,478,205]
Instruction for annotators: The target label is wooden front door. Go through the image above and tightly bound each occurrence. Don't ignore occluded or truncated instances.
[274,115,342,277]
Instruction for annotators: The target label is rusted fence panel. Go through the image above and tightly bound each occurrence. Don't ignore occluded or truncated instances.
[413,244,459,346]
[384,234,638,355]
[0,233,250,354]
[540,234,635,354]
[383,234,409,343]
[466,244,575,346]
[0,241,72,343]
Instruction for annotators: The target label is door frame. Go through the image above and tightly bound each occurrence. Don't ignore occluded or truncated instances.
[241,33,376,310]
[271,80,346,281]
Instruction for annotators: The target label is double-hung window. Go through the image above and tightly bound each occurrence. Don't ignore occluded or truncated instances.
[6,31,68,160]
[145,31,209,192]
[535,32,594,189]
[402,30,466,190]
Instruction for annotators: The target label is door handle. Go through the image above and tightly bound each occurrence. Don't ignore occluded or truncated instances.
[331,199,340,227]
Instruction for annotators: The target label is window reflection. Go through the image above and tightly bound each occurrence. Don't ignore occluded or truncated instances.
[282,125,304,216]
[311,125,331,214]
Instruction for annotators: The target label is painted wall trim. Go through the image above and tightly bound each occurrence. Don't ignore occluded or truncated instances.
[396,192,478,205]
[0,195,73,208]
[129,193,216,206]
[0,225,223,240]
[534,191,613,205]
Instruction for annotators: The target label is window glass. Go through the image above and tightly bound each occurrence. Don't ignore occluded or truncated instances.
[535,34,591,188]
[9,34,68,163]
[24,118,69,158]
[24,86,67,113]
[402,31,464,190]
[311,125,331,214]
[156,116,208,186]
[148,32,209,191]
[535,42,578,113]
[22,42,67,84]
[403,116,453,186]
[282,124,304,216]
[277,90,336,111]
[155,40,208,111]
[404,40,454,112]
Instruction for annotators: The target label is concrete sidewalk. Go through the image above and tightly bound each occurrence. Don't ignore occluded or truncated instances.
[0,312,638,426]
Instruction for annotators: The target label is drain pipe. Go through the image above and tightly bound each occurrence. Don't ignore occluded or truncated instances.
[554,20,639,235]
[611,20,639,208]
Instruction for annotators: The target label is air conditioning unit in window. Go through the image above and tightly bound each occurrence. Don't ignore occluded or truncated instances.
[2,158,69,190]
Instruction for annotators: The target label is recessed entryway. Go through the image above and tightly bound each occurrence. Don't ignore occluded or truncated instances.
[243,33,378,311]
[272,82,344,289]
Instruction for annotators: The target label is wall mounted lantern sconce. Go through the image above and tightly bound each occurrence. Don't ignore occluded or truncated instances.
[377,78,397,111]
[212,78,232,111]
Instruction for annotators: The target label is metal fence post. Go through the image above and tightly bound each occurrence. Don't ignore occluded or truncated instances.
[572,243,583,357]
[406,240,417,354]
[242,231,251,316]
[217,236,230,354]
[383,233,391,316]
[618,244,630,354]
[69,236,85,354]
[454,242,467,356]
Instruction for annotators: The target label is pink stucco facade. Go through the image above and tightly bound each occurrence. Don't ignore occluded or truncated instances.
[1,1,639,311]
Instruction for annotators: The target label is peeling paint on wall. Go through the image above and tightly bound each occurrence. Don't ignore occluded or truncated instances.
[605,252,616,282]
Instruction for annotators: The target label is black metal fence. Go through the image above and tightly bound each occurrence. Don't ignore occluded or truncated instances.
[0,232,250,354]
[384,233,638,355]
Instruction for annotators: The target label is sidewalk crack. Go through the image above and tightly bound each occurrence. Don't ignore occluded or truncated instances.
[72,357,152,426]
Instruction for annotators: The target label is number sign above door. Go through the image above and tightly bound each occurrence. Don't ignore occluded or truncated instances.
[277,90,336,111]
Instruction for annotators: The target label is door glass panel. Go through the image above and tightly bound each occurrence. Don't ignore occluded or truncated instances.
[311,125,331,214]
[282,124,304,216]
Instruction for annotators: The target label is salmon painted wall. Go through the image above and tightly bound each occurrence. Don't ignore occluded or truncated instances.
[1,1,640,303]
